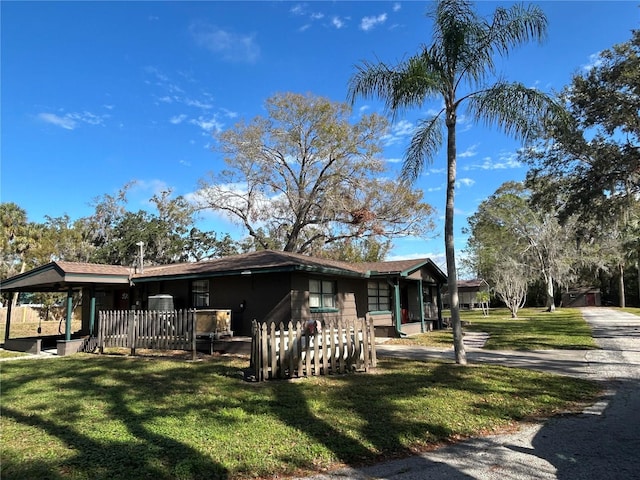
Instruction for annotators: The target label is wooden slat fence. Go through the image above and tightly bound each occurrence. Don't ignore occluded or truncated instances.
[251,317,377,381]
[98,310,197,359]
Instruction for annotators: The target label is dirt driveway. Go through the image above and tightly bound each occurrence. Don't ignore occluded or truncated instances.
[297,308,640,480]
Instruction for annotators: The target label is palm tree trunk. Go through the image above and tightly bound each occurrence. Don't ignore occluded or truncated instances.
[619,262,626,308]
[445,115,466,365]
[545,273,555,312]
[10,260,27,310]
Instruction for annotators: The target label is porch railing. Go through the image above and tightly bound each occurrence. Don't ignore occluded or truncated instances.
[97,309,197,359]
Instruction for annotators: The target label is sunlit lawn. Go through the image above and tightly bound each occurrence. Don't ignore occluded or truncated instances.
[390,308,598,351]
[619,307,640,316]
[1,353,600,480]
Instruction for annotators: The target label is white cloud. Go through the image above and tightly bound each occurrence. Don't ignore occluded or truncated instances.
[220,108,238,119]
[184,98,214,110]
[393,3,401,12]
[381,119,415,146]
[190,22,260,63]
[456,177,475,187]
[38,113,77,130]
[360,13,387,31]
[392,119,415,136]
[169,114,187,124]
[458,144,478,158]
[583,51,603,71]
[190,115,224,133]
[331,16,345,29]
[290,4,305,16]
[465,152,521,171]
[37,111,108,130]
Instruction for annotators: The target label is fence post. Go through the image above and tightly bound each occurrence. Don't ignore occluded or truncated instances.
[369,316,377,368]
[190,310,197,361]
[128,311,136,356]
[98,311,104,354]
[261,322,269,381]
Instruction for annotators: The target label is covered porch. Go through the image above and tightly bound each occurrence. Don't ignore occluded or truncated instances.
[1,261,132,356]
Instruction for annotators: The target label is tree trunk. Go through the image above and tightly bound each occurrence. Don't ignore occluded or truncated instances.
[445,114,466,365]
[619,262,626,308]
[636,260,640,307]
[545,273,555,312]
[10,260,27,310]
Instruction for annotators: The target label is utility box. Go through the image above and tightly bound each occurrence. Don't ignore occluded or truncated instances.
[148,294,174,311]
[195,309,233,338]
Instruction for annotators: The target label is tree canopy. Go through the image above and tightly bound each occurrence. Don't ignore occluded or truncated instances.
[197,92,435,255]
[522,28,640,307]
[465,181,577,313]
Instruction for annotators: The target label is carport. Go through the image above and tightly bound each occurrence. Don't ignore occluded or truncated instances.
[1,261,132,355]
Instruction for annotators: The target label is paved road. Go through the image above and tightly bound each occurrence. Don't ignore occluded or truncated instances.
[296,308,640,480]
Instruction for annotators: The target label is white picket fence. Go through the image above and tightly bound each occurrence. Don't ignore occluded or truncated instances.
[251,317,377,381]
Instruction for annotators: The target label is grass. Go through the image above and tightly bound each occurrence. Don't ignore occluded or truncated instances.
[1,353,600,480]
[1,320,82,339]
[619,307,640,316]
[390,308,598,351]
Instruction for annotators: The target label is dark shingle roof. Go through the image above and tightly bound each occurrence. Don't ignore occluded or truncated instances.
[135,250,444,281]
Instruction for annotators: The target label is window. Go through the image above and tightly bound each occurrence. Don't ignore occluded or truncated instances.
[309,279,336,310]
[191,279,210,308]
[368,281,390,311]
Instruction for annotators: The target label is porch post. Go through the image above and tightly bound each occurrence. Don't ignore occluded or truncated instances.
[436,284,444,329]
[65,287,73,341]
[393,279,401,334]
[4,297,13,341]
[418,280,425,333]
[89,287,96,336]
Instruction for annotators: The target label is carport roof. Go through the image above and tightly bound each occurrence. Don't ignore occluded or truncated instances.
[0,261,132,292]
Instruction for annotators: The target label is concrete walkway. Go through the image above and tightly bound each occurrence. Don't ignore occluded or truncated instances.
[295,308,640,480]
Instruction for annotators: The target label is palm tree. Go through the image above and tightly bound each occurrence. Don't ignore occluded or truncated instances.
[348,0,564,364]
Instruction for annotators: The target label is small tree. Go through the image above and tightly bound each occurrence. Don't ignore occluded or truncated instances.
[475,290,490,316]
[493,258,528,318]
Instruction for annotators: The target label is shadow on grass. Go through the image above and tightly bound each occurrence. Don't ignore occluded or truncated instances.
[268,367,473,478]
[1,354,599,480]
[1,356,237,480]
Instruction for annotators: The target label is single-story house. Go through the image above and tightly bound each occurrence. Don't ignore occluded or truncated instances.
[442,278,490,309]
[1,250,448,342]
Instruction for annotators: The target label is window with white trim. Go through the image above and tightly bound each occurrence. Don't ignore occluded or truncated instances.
[368,281,390,311]
[309,279,336,309]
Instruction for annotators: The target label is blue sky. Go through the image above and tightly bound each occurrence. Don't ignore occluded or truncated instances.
[2,1,638,268]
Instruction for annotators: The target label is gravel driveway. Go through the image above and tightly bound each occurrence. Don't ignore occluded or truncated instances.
[296,308,640,480]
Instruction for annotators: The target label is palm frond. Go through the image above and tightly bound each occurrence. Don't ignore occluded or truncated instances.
[487,3,547,56]
[402,114,445,181]
[347,56,441,120]
[467,82,567,143]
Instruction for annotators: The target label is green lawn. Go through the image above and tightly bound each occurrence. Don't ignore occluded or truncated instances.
[619,307,640,316]
[392,308,598,351]
[1,354,599,480]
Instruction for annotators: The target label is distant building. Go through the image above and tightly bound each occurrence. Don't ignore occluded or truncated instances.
[442,279,490,309]
[562,287,601,307]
